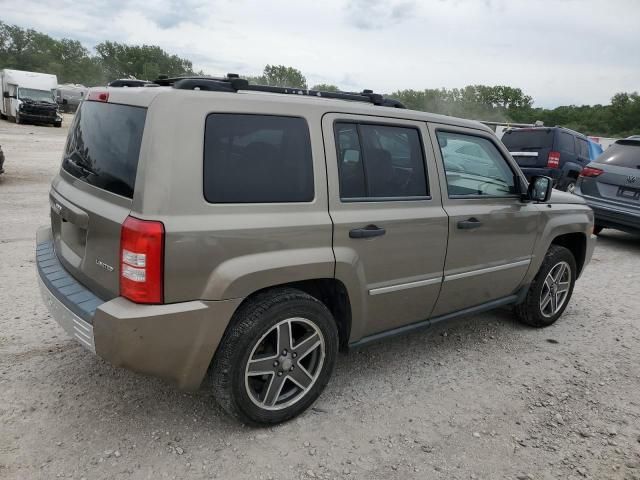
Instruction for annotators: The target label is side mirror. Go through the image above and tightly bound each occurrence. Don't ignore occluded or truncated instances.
[527,175,553,202]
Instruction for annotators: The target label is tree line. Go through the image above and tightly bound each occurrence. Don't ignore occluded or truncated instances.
[1,21,637,137]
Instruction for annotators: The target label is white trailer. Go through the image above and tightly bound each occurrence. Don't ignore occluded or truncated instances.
[0,69,62,126]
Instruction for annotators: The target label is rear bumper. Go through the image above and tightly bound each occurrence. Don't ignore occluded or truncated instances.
[578,196,640,233]
[36,226,242,390]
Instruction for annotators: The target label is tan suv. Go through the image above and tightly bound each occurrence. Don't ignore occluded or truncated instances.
[36,76,595,424]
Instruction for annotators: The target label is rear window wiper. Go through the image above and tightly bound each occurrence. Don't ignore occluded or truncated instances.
[64,151,98,177]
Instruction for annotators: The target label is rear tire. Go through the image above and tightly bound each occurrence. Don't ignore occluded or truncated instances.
[515,245,576,328]
[564,181,576,194]
[211,288,338,425]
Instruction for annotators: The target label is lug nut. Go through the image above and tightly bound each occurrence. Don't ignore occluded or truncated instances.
[273,361,279,367]
[277,371,283,377]
[282,349,288,355]
[290,366,294,371]
[292,352,297,358]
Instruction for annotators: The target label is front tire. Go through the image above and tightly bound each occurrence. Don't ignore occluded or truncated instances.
[211,288,338,425]
[515,245,576,327]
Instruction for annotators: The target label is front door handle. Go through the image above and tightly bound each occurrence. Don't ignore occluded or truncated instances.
[349,224,386,239]
[457,218,482,230]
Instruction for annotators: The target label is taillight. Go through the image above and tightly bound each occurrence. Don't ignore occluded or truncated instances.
[547,151,561,169]
[87,90,109,102]
[580,166,603,177]
[120,216,164,304]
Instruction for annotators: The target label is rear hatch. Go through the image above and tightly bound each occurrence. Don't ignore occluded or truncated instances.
[501,128,554,168]
[581,140,640,207]
[50,99,147,300]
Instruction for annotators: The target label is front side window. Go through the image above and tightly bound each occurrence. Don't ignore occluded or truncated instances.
[437,131,517,197]
[335,122,428,199]
[204,114,314,203]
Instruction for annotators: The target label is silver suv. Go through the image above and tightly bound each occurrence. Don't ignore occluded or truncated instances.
[37,76,596,424]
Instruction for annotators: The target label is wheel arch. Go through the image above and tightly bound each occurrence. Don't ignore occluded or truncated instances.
[550,232,587,276]
[225,278,353,351]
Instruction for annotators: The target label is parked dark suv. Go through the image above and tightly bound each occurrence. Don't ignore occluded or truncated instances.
[502,127,594,193]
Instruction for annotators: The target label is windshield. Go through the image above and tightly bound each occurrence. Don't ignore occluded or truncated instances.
[18,88,55,103]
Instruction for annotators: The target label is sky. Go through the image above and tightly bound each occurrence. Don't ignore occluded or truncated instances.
[2,0,639,108]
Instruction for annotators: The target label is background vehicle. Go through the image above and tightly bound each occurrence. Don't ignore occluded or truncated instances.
[0,69,62,127]
[501,126,593,193]
[56,84,87,113]
[576,138,640,235]
[587,138,604,160]
[36,78,595,425]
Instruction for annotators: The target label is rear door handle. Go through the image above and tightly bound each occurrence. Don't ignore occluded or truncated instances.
[349,224,386,239]
[457,218,482,230]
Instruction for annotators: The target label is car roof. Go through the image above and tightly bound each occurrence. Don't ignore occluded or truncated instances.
[506,126,587,138]
[95,86,492,133]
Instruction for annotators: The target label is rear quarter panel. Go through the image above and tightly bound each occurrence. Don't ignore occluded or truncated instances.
[133,91,334,303]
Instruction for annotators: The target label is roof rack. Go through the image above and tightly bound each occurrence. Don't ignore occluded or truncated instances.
[152,73,406,108]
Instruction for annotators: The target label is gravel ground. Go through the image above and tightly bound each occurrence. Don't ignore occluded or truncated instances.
[0,117,639,480]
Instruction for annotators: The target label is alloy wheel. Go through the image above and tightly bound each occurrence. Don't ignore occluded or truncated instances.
[244,317,325,411]
[539,261,571,317]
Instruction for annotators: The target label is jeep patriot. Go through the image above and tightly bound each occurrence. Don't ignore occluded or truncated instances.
[36,76,596,424]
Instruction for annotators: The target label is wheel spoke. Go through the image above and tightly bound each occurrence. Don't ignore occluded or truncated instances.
[247,356,277,375]
[550,291,558,313]
[553,263,566,283]
[555,292,563,313]
[541,292,552,311]
[557,281,570,294]
[293,331,321,360]
[263,373,287,407]
[276,321,292,354]
[288,365,313,390]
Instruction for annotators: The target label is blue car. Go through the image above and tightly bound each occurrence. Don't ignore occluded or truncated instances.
[587,139,603,161]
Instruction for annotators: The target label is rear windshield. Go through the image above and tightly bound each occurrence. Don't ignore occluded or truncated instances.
[501,129,554,151]
[596,141,640,169]
[62,101,147,198]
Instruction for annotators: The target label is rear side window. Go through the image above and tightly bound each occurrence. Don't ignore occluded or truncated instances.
[204,114,313,203]
[62,102,147,198]
[576,138,590,158]
[557,132,575,154]
[335,122,428,199]
[501,129,553,150]
[597,141,640,169]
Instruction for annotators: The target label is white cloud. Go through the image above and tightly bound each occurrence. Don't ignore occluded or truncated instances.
[3,0,639,107]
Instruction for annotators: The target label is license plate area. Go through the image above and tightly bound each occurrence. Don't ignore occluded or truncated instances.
[616,186,640,201]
